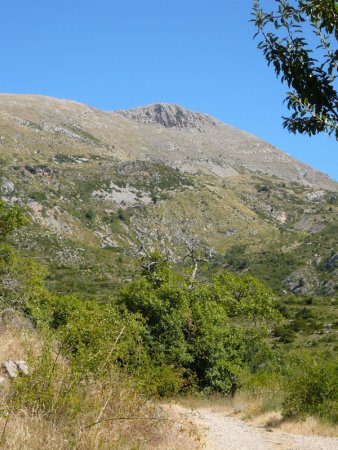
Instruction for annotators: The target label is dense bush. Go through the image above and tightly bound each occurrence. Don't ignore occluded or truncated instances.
[282,353,338,423]
[20,263,279,397]
[118,263,280,395]
[0,201,46,314]
[0,242,47,313]
[0,199,27,239]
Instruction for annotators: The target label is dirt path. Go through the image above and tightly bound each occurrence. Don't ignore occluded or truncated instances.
[171,405,338,450]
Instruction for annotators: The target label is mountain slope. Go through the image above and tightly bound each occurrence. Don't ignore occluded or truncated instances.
[0,94,337,304]
[0,94,336,189]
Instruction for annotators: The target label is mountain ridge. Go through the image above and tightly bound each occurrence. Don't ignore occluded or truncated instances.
[0,94,336,190]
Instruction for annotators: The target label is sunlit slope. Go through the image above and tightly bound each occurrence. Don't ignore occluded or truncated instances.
[0,94,336,189]
[0,94,336,297]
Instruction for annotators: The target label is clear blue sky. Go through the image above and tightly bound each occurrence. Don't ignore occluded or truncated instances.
[1,0,337,180]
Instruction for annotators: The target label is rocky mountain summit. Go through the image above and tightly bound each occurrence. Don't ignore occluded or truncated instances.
[116,103,217,129]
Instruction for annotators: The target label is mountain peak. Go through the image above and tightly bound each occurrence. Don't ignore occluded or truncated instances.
[115,103,217,129]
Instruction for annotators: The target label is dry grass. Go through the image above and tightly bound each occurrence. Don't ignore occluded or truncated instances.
[0,311,42,388]
[0,312,41,361]
[0,314,200,450]
[0,405,200,450]
[251,412,338,438]
[0,397,201,449]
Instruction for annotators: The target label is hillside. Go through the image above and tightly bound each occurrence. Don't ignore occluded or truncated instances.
[0,94,338,445]
[0,94,337,306]
[0,94,336,187]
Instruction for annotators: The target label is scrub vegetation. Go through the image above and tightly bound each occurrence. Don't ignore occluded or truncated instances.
[0,201,337,448]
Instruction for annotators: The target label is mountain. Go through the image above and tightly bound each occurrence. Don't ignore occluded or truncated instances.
[0,94,337,298]
[1,94,335,188]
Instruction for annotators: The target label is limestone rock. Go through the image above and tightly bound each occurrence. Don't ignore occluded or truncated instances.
[3,360,29,378]
[1,179,15,194]
[3,360,18,378]
[283,267,321,295]
[15,360,29,375]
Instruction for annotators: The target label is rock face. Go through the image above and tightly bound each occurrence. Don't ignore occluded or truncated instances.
[116,103,216,129]
[327,253,338,270]
[3,360,18,378]
[283,267,321,295]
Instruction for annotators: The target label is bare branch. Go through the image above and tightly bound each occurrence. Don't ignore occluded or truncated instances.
[175,232,215,289]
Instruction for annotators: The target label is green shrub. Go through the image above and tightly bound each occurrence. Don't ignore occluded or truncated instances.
[0,199,27,239]
[0,200,286,403]
[117,208,130,223]
[84,209,95,221]
[11,342,83,420]
[0,243,47,313]
[274,324,296,343]
[282,354,338,423]
[29,191,47,202]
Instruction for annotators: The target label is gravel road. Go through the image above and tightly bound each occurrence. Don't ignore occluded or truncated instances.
[173,405,338,450]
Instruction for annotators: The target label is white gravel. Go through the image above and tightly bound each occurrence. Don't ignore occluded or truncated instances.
[173,406,338,450]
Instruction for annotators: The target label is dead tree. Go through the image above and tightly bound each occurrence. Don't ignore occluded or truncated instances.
[177,234,215,290]
[129,219,215,289]
[131,225,170,275]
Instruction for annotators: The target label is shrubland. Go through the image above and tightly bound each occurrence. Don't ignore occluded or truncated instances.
[0,200,337,448]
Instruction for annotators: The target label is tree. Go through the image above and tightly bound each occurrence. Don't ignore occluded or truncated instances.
[0,201,45,315]
[176,233,215,290]
[0,199,27,239]
[252,0,338,138]
[119,257,280,394]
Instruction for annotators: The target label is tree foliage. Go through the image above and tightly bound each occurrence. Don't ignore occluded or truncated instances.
[252,0,338,138]
[0,201,44,314]
[0,199,28,239]
[282,352,338,421]
[119,262,280,394]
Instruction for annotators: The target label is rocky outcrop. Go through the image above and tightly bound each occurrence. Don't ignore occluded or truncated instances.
[24,165,55,176]
[1,179,14,194]
[116,103,217,129]
[326,253,338,270]
[283,267,321,294]
[2,360,29,378]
